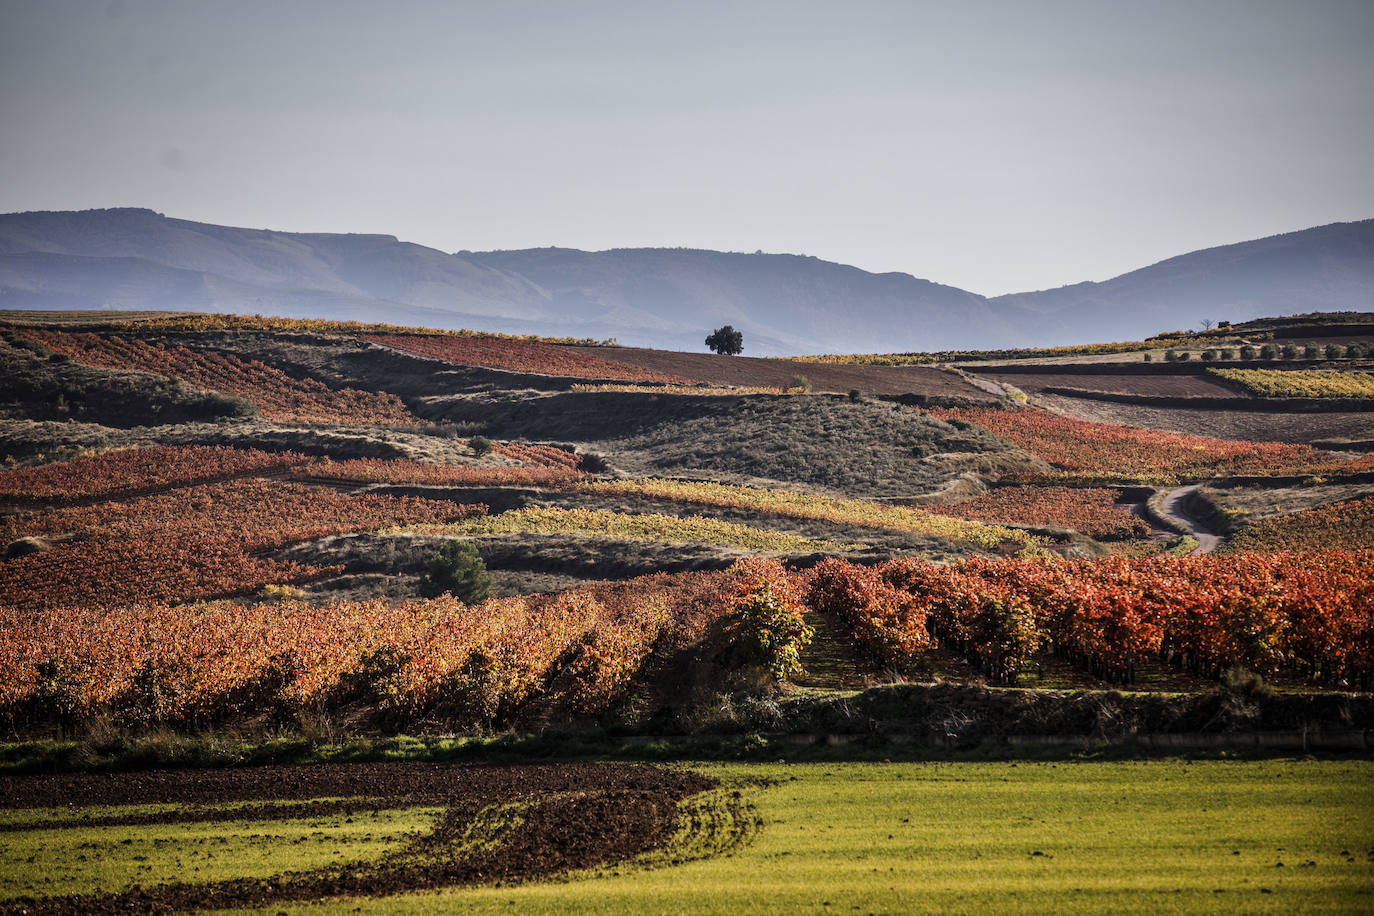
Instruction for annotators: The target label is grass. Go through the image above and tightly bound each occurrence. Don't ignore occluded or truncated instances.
[218,759,1374,915]
[0,802,442,900]
[396,506,865,553]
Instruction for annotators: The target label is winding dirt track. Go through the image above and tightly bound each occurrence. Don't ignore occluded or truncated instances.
[1156,485,1222,554]
[0,762,713,916]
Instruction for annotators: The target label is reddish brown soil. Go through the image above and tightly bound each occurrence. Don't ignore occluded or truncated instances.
[982,370,1246,399]
[0,762,713,915]
[1037,393,1374,444]
[570,346,998,399]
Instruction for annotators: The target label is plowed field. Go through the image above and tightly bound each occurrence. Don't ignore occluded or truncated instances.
[567,346,999,398]
[0,762,710,914]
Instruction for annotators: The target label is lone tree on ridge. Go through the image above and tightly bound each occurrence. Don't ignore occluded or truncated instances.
[705,325,744,355]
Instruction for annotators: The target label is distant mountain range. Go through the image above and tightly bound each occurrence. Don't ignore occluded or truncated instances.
[1,208,1371,355]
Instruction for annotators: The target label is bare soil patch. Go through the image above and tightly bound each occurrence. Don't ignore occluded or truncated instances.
[982,369,1246,399]
[568,346,1000,399]
[1035,393,1374,444]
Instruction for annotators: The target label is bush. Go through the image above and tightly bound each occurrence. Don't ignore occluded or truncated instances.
[723,558,812,682]
[848,388,863,401]
[1259,344,1278,360]
[1303,344,1320,360]
[1143,353,1153,362]
[1326,343,1346,360]
[421,540,493,604]
[1219,348,1235,360]
[788,374,813,393]
[705,325,744,356]
[1201,349,1217,361]
[1239,345,1258,360]
[1281,344,1299,360]
[1164,350,1179,362]
[1175,351,1191,361]
[468,436,494,457]
[1348,342,1369,358]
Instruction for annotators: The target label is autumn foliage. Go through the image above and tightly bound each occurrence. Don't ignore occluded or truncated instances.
[807,553,1374,687]
[365,334,689,383]
[926,486,1149,540]
[931,407,1374,483]
[0,479,481,610]
[23,330,414,424]
[0,445,308,504]
[0,569,738,731]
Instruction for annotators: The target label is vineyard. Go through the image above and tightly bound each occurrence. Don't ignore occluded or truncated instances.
[787,334,1228,366]
[401,506,858,553]
[0,312,613,346]
[0,445,307,503]
[930,406,1374,483]
[21,330,415,424]
[364,333,689,382]
[0,568,740,730]
[1223,496,1374,553]
[570,383,788,395]
[580,478,1039,549]
[807,552,1374,686]
[926,486,1149,540]
[1209,368,1374,398]
[0,479,479,610]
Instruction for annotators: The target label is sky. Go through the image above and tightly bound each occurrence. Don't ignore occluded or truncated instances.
[1,0,1372,296]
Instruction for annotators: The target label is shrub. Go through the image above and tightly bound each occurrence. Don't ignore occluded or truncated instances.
[1201,349,1217,361]
[468,436,494,457]
[1281,344,1299,360]
[1239,345,1258,360]
[1303,344,1320,360]
[1348,342,1369,358]
[1143,353,1153,362]
[848,388,863,401]
[421,540,493,604]
[1259,344,1278,360]
[705,325,744,356]
[1326,343,1347,360]
[1176,351,1191,361]
[1164,350,1179,362]
[722,558,812,681]
[1219,348,1235,360]
[788,375,813,393]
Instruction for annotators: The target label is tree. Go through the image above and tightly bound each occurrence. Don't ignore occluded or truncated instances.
[421,540,493,604]
[705,325,744,355]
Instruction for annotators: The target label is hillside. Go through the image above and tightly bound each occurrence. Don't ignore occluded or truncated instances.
[5,209,1373,355]
[0,208,1011,355]
[993,219,1374,341]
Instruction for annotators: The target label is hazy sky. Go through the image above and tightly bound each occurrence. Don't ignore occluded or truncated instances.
[2,0,1372,295]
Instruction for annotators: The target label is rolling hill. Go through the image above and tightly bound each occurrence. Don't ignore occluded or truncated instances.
[1,208,1371,354]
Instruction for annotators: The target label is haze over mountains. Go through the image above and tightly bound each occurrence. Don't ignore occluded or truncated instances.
[1,208,1370,355]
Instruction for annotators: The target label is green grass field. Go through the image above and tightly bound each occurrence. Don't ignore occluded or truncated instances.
[0,802,443,900]
[4,760,1370,914]
[188,759,1374,915]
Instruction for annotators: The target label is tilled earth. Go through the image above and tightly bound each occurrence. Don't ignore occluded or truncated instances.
[0,762,713,915]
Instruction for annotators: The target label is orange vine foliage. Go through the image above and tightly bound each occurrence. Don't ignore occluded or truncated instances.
[809,553,1374,686]
[365,333,689,382]
[295,457,583,489]
[0,445,307,504]
[1224,497,1374,553]
[24,330,415,424]
[0,569,736,729]
[930,407,1374,483]
[926,486,1149,540]
[0,479,481,610]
